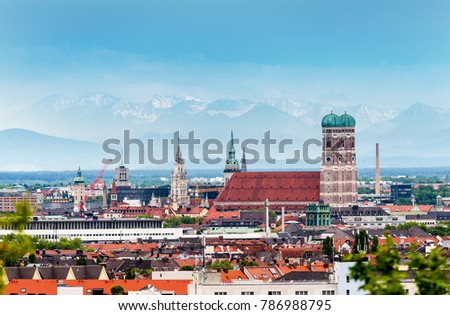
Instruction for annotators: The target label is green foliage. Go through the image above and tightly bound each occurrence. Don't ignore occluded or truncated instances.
[125,268,136,279]
[0,200,32,231]
[110,285,126,295]
[385,222,428,231]
[238,259,259,267]
[322,236,334,256]
[180,265,195,271]
[345,236,407,295]
[76,256,87,266]
[358,187,375,194]
[0,201,34,294]
[407,247,449,295]
[163,216,197,228]
[28,253,37,264]
[35,237,83,250]
[413,185,450,205]
[371,236,378,253]
[352,229,369,253]
[395,197,412,205]
[207,260,233,270]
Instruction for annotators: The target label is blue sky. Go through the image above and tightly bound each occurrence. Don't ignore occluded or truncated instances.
[0,0,449,109]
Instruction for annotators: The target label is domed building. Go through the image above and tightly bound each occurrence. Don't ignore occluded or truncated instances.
[320,112,358,206]
[215,111,359,214]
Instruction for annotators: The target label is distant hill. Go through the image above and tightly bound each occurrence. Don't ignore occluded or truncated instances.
[0,129,103,171]
[0,93,450,170]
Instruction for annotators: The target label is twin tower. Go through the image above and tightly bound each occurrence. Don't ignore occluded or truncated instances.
[170,111,358,207]
[221,111,359,207]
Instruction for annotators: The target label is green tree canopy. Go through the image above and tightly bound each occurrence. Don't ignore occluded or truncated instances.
[0,201,34,294]
[407,247,449,295]
[207,260,233,270]
[110,285,126,295]
[345,236,406,295]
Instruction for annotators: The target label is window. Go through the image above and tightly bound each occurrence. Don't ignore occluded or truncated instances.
[346,275,350,283]
[346,290,350,295]
[268,291,281,295]
[322,290,335,295]
[241,291,254,295]
[214,292,227,295]
[295,291,308,295]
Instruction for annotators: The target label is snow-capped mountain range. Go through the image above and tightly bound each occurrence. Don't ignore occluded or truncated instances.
[0,92,449,171]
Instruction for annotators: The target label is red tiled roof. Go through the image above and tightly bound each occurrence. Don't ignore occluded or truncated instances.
[382,205,431,212]
[221,270,248,283]
[4,279,191,295]
[203,206,240,223]
[214,172,320,210]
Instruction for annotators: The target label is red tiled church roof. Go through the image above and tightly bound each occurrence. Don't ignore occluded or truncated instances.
[214,172,320,210]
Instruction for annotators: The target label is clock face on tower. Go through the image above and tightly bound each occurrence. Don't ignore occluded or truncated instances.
[351,154,356,162]
[326,156,332,164]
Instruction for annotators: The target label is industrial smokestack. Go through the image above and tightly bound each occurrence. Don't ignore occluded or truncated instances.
[375,143,380,195]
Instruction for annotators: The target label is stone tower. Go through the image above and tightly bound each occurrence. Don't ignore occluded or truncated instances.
[114,165,131,187]
[72,166,86,213]
[224,130,241,184]
[169,140,190,205]
[320,112,358,207]
[241,148,247,172]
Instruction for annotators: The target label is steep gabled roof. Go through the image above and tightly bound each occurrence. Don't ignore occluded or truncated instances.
[214,171,320,210]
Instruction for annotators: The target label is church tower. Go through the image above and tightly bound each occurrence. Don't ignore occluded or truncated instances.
[169,139,190,205]
[241,148,247,172]
[224,130,241,184]
[72,166,86,213]
[320,112,358,207]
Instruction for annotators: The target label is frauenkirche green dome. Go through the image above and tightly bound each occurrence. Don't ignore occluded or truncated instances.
[321,112,356,128]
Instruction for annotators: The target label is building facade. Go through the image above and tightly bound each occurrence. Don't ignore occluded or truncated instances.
[72,167,86,213]
[320,112,358,207]
[169,141,190,205]
[114,165,131,187]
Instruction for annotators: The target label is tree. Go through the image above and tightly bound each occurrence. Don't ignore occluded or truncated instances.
[110,285,126,295]
[407,247,449,295]
[322,236,334,256]
[76,256,87,266]
[371,236,378,253]
[0,201,34,293]
[28,253,37,264]
[207,260,233,270]
[345,235,406,295]
[353,229,369,253]
[238,259,259,267]
[180,265,195,271]
[125,268,136,279]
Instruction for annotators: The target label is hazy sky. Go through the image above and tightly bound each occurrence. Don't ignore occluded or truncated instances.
[1,0,449,110]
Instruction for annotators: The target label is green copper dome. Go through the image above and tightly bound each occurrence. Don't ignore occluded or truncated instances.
[321,112,340,127]
[340,112,356,127]
[74,166,85,184]
[321,112,356,128]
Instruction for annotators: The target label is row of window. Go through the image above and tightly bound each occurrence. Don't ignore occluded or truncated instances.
[33,232,176,240]
[214,290,334,295]
[2,220,162,231]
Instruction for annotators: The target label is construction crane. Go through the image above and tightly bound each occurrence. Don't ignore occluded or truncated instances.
[79,159,113,217]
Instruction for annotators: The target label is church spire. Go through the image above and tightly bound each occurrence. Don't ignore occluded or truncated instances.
[241,147,247,172]
[175,137,184,164]
[225,129,239,170]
